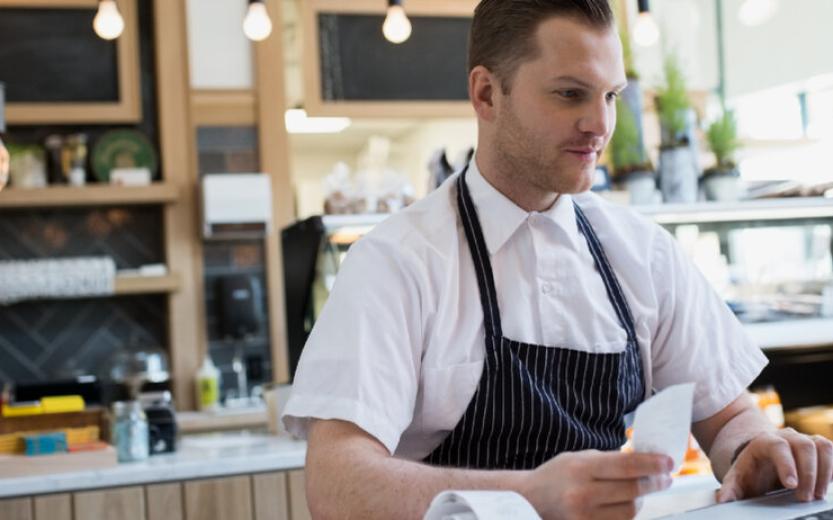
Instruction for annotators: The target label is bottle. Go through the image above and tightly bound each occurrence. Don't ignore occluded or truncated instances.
[196,355,220,411]
[111,400,149,462]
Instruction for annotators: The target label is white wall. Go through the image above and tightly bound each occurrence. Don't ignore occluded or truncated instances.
[722,0,833,98]
[291,150,358,218]
[186,0,253,89]
[390,119,478,199]
[630,0,720,92]
[630,0,833,100]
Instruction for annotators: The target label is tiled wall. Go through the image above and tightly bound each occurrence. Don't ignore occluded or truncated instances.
[0,295,166,383]
[196,126,272,396]
[0,206,167,383]
[0,207,163,268]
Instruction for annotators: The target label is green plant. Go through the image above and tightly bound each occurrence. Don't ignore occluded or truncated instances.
[706,110,740,170]
[610,98,650,177]
[5,142,44,159]
[655,54,691,147]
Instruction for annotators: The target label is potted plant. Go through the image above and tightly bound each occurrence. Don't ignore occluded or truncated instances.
[610,98,656,204]
[618,21,646,156]
[655,54,699,203]
[703,109,741,201]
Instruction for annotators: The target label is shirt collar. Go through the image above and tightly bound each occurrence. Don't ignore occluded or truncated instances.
[464,157,581,255]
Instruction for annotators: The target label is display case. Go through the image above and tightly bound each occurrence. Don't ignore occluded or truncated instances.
[281,213,388,379]
[636,197,833,351]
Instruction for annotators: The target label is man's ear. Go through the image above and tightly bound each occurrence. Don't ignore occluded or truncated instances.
[469,65,499,122]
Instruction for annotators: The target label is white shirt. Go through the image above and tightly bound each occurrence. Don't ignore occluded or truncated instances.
[283,159,768,459]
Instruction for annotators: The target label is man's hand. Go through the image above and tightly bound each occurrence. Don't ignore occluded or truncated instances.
[520,450,673,520]
[717,428,833,503]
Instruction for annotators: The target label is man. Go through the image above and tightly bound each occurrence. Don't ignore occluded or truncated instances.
[283,1,833,518]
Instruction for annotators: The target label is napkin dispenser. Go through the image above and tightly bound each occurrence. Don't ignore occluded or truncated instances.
[201,173,272,239]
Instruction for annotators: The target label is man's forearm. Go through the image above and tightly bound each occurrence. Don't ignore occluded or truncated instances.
[306,439,529,520]
[707,405,776,479]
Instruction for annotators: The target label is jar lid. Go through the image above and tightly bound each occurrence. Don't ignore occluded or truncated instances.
[112,400,142,415]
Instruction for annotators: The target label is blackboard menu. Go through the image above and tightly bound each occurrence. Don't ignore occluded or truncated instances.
[318,13,471,102]
[0,7,119,103]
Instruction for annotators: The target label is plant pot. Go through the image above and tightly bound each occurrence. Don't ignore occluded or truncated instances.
[621,80,646,156]
[659,146,699,203]
[702,167,741,201]
[623,169,657,205]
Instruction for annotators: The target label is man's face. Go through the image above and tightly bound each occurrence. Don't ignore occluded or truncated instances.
[493,16,627,195]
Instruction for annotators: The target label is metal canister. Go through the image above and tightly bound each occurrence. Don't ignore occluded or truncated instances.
[111,400,149,462]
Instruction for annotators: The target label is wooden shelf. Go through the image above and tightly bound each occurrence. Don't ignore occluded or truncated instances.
[114,273,181,295]
[0,183,180,209]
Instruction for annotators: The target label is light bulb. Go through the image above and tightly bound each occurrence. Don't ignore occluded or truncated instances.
[738,0,778,27]
[243,1,273,42]
[383,5,412,44]
[633,12,659,47]
[93,0,125,40]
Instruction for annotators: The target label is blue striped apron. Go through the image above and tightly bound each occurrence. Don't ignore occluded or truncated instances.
[424,168,645,470]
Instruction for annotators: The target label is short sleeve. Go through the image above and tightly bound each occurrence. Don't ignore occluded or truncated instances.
[281,234,425,454]
[649,228,768,422]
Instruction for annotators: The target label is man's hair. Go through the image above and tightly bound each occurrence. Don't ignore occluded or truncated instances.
[468,0,615,93]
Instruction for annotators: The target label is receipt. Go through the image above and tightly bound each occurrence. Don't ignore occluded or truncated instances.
[631,383,695,471]
[423,490,541,520]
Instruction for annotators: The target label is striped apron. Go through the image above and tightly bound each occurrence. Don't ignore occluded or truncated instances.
[424,168,645,470]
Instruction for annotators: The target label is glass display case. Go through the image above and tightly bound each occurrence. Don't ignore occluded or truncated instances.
[636,197,833,351]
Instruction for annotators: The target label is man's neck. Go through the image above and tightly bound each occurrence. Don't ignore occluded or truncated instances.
[474,153,560,213]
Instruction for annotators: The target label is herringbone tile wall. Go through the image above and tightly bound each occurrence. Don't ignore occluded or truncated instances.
[0,295,166,383]
[0,207,166,383]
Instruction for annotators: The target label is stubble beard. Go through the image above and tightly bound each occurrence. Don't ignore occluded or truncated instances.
[493,104,595,202]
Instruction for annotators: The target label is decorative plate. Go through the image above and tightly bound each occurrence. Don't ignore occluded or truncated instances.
[91,129,158,182]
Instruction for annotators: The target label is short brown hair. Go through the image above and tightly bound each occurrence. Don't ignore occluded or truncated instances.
[468,0,614,93]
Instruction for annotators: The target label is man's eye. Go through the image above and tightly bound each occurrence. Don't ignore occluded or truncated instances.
[606,91,620,102]
[557,90,581,99]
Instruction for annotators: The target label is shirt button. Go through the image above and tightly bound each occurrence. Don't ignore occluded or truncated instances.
[541,282,553,294]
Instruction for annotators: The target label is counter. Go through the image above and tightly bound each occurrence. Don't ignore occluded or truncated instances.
[0,432,306,499]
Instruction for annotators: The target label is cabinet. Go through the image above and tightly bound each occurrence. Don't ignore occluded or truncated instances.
[0,470,310,520]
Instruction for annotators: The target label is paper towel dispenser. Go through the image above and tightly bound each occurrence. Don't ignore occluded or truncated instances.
[201,173,272,239]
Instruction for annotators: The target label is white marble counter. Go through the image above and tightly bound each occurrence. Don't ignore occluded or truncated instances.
[0,432,307,499]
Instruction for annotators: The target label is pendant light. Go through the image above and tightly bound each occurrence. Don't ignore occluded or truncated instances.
[93,0,125,40]
[738,0,778,27]
[383,0,412,44]
[243,0,273,42]
[633,0,659,47]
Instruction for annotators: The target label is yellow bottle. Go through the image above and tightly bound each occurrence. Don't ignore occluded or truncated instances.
[196,356,220,411]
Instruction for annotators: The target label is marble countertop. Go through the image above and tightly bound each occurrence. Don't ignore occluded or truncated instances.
[0,432,307,498]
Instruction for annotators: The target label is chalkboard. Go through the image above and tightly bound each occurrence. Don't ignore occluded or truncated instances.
[0,8,119,103]
[318,13,471,102]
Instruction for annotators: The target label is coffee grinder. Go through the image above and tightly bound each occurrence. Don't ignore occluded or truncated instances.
[217,274,263,404]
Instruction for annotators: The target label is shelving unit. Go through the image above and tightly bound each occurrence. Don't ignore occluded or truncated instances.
[745,318,833,351]
[114,273,181,295]
[634,197,833,224]
[0,183,179,209]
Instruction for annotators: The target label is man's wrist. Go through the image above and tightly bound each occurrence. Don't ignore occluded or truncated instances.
[731,438,753,466]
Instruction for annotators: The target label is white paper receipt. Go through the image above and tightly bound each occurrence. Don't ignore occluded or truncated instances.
[423,490,541,520]
[630,382,695,471]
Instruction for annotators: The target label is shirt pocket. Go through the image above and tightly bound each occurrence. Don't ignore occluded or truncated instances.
[421,359,484,432]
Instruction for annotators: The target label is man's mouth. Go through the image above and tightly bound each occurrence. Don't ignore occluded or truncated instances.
[564,148,598,162]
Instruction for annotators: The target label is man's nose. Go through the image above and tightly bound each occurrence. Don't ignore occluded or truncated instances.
[577,97,612,136]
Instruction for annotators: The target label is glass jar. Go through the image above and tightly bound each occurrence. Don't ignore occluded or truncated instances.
[111,400,149,462]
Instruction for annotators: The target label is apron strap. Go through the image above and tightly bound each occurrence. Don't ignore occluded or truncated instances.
[574,204,639,342]
[457,169,503,338]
